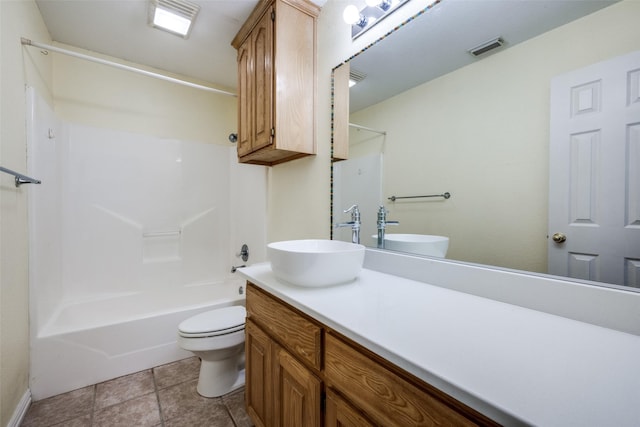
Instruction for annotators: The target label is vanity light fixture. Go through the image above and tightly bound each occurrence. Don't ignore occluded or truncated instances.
[343,0,409,39]
[148,0,200,39]
[366,0,392,11]
[343,4,368,29]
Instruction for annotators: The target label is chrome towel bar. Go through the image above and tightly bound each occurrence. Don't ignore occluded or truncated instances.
[0,166,41,187]
[388,192,451,202]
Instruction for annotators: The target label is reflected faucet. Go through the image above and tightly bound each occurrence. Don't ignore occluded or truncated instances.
[376,206,399,249]
[335,204,361,244]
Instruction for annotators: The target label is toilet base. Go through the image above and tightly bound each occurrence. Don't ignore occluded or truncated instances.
[197,356,246,398]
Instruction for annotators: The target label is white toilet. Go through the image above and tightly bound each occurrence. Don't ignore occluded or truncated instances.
[177,305,246,398]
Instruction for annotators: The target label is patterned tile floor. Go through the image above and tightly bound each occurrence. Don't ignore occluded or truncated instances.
[21,357,252,427]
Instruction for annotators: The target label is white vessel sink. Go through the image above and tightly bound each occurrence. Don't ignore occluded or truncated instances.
[375,234,449,257]
[268,239,365,287]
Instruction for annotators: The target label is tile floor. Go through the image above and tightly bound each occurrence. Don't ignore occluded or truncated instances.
[21,357,253,427]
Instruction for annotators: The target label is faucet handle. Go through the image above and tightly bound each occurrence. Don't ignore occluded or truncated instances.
[344,204,359,214]
[377,205,387,221]
[344,204,360,221]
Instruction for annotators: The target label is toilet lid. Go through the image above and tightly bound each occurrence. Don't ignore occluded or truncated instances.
[178,306,246,336]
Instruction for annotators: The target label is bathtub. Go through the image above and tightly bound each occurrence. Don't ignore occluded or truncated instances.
[29,278,246,400]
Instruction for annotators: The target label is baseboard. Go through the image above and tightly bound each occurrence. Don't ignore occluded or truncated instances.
[7,389,31,427]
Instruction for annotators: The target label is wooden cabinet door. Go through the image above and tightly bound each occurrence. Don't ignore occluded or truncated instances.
[331,62,350,161]
[237,38,252,157]
[273,344,322,427]
[325,389,374,427]
[246,320,273,427]
[251,7,274,153]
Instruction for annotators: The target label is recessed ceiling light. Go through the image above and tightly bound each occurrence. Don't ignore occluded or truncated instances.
[148,0,200,39]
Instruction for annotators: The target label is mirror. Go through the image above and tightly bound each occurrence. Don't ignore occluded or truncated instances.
[332,0,640,290]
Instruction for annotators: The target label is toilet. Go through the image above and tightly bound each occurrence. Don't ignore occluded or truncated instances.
[177,305,246,398]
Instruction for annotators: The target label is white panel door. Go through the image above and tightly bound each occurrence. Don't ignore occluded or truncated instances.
[549,50,640,287]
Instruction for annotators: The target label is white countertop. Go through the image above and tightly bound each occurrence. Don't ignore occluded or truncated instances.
[238,260,640,427]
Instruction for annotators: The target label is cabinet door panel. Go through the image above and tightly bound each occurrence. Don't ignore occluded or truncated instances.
[252,8,273,152]
[246,320,272,427]
[237,40,252,157]
[325,333,485,426]
[325,388,374,427]
[274,345,322,427]
[273,0,315,153]
[331,62,350,161]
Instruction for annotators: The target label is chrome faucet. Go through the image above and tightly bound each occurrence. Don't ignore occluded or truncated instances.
[335,204,361,244]
[376,206,399,249]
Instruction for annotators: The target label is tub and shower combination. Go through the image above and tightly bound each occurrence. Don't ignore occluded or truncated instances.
[26,88,266,400]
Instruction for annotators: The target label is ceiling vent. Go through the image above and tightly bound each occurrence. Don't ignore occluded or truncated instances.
[468,37,504,57]
[148,0,200,38]
[349,68,367,87]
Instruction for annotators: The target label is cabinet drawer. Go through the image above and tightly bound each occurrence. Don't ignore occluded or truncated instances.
[246,283,322,370]
[326,388,375,427]
[325,332,497,427]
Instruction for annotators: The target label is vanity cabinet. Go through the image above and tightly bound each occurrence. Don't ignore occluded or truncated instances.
[245,284,322,427]
[325,332,496,426]
[245,282,498,426]
[232,0,319,166]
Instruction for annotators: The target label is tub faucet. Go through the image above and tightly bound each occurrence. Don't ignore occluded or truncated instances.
[376,206,399,249]
[335,204,361,244]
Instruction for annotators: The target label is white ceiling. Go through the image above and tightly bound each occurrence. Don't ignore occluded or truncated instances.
[349,0,620,112]
[35,0,265,90]
[35,0,618,96]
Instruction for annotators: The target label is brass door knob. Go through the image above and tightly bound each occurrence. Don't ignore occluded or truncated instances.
[552,232,567,243]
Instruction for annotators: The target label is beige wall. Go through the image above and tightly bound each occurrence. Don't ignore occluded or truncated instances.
[1,2,237,423]
[267,0,435,242]
[0,0,52,424]
[53,45,237,143]
[348,0,640,272]
[6,0,631,420]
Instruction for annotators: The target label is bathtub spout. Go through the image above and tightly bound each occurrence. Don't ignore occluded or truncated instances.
[231,265,246,273]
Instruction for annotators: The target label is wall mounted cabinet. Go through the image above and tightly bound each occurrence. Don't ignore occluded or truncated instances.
[332,62,350,162]
[232,0,319,166]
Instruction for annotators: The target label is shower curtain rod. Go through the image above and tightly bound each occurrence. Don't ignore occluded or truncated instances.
[21,38,236,98]
[349,123,386,135]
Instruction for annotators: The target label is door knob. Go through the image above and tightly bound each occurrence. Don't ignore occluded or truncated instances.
[552,232,567,243]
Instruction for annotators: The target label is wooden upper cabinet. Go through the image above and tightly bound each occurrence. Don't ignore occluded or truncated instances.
[232,0,320,166]
[332,62,350,162]
[236,39,253,157]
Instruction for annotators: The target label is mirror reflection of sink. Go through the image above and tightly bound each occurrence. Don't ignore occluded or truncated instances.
[268,239,365,287]
[374,234,449,257]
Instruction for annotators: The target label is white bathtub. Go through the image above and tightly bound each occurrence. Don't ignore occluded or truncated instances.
[30,278,246,400]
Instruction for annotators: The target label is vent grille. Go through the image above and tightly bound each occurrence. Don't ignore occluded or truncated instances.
[154,0,200,20]
[148,0,200,38]
[349,68,367,84]
[469,37,504,57]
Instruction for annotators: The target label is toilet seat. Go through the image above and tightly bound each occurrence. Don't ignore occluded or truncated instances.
[178,306,246,338]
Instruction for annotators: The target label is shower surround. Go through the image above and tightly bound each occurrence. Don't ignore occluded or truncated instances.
[26,88,266,399]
